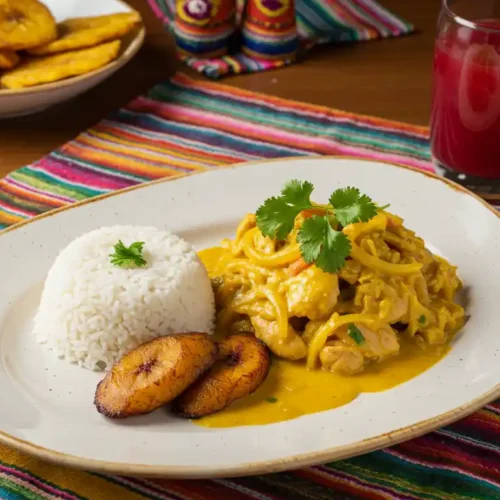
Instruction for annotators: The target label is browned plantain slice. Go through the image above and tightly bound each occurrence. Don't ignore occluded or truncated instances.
[29,12,141,56]
[0,40,120,89]
[0,48,18,69]
[0,0,57,50]
[95,333,217,419]
[173,334,270,418]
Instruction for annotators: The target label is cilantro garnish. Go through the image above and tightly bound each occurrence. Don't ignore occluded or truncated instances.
[298,216,351,273]
[329,187,378,227]
[347,324,366,345]
[418,314,426,325]
[255,180,381,273]
[110,240,147,268]
[256,180,314,240]
[265,397,278,403]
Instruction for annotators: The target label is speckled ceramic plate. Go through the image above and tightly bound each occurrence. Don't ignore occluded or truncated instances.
[0,157,499,478]
[0,0,144,118]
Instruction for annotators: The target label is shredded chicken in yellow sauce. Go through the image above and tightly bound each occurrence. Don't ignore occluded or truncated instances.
[207,210,464,375]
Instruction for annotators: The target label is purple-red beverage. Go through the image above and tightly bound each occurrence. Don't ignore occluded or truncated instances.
[431,5,500,201]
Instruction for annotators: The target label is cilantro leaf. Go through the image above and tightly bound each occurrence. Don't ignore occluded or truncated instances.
[265,397,278,403]
[347,324,366,345]
[298,216,351,273]
[110,240,147,268]
[418,314,426,325]
[329,187,377,227]
[281,179,314,206]
[256,197,301,240]
[256,180,314,240]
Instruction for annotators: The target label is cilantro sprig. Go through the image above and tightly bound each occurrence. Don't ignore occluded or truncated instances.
[256,180,380,273]
[110,240,147,268]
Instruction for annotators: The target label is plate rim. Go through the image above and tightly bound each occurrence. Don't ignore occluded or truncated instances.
[1,155,499,478]
[0,0,145,97]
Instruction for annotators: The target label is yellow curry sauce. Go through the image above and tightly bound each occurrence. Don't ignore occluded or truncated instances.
[197,247,450,428]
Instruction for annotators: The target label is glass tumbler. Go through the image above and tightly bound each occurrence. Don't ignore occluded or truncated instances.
[431,0,500,203]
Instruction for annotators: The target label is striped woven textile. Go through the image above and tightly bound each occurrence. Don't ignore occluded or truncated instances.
[1,74,499,499]
[148,0,414,77]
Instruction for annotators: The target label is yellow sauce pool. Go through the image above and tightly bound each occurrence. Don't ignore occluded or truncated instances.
[197,247,449,428]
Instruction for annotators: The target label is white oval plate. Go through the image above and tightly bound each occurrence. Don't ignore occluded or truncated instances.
[0,0,144,118]
[1,157,499,478]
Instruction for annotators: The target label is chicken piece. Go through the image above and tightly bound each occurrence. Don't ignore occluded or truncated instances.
[427,257,462,301]
[380,290,409,323]
[418,326,446,345]
[320,341,364,374]
[285,265,339,320]
[356,324,400,360]
[251,315,307,360]
[356,279,409,323]
[360,233,401,263]
[338,259,363,284]
[303,319,322,345]
[321,323,400,374]
[173,334,270,418]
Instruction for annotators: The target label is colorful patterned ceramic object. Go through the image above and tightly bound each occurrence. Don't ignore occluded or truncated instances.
[241,0,298,61]
[175,0,236,57]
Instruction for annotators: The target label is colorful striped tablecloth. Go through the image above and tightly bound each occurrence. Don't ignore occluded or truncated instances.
[148,0,414,78]
[1,74,499,500]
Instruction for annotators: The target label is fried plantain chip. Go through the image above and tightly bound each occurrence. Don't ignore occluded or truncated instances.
[0,48,18,69]
[29,12,141,56]
[0,0,57,50]
[0,40,120,89]
[173,334,271,418]
[95,333,218,419]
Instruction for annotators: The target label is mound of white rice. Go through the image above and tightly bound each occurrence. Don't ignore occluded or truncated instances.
[33,225,215,371]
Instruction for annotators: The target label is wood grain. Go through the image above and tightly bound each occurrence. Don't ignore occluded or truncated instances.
[0,0,439,178]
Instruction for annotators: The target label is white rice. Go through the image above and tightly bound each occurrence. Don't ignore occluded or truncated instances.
[33,225,215,371]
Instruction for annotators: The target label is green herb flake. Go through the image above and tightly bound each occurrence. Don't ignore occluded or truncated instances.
[110,240,147,268]
[418,314,426,325]
[265,397,278,403]
[347,324,366,345]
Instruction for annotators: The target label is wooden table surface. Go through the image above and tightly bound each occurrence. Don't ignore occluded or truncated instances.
[0,0,439,179]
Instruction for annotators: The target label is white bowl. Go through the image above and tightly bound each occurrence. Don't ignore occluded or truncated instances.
[0,0,144,118]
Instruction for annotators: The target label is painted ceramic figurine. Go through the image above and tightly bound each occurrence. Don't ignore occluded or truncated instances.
[175,0,236,57]
[174,0,297,62]
[241,0,298,61]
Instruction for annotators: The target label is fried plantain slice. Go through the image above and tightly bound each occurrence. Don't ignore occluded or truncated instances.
[173,334,270,418]
[0,48,18,69]
[95,333,218,419]
[0,40,120,89]
[0,0,57,50]
[29,12,141,56]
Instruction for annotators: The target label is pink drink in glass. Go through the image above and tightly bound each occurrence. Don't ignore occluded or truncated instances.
[431,2,500,200]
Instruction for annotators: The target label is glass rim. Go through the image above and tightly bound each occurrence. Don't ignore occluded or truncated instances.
[442,0,500,32]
